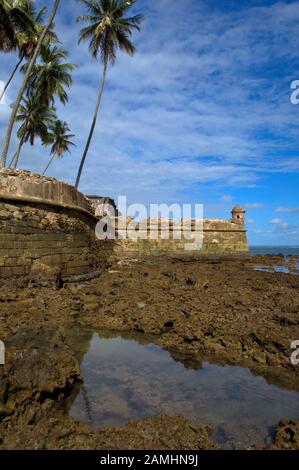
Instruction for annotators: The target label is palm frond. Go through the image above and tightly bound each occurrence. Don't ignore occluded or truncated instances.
[77,0,143,64]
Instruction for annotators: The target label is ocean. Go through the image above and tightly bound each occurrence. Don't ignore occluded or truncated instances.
[250,246,299,256]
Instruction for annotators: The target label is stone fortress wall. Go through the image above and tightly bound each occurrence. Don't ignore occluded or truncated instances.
[0,170,111,284]
[0,171,249,284]
[112,216,249,258]
[110,206,249,259]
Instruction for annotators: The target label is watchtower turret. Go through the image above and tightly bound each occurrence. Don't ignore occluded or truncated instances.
[231,205,245,225]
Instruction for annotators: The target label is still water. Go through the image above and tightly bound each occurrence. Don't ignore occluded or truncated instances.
[251,246,299,256]
[68,331,299,449]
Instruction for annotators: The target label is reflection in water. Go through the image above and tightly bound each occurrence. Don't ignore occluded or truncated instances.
[254,265,299,275]
[67,331,299,449]
[253,255,299,275]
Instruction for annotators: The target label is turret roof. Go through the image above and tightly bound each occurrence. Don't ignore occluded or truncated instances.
[232,205,245,212]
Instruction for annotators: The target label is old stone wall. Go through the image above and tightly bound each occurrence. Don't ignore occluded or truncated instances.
[0,201,97,280]
[0,170,249,284]
[0,170,111,284]
[112,218,249,258]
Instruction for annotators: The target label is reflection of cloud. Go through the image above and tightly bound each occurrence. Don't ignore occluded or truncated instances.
[276,206,299,214]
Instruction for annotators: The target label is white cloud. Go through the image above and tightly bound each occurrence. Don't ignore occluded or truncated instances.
[221,195,234,203]
[276,206,299,213]
[245,203,265,210]
[270,218,298,234]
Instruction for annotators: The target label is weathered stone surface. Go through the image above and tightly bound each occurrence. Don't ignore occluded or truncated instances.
[0,255,298,449]
[0,171,112,283]
[112,216,249,258]
[271,421,299,449]
[29,263,61,287]
[0,168,93,214]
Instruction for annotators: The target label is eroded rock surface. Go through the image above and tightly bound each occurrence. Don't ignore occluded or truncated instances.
[0,255,298,449]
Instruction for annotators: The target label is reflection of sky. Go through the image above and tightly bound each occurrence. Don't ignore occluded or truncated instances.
[69,331,299,449]
[1,0,299,244]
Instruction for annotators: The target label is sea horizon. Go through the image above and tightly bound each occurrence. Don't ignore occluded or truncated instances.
[250,246,299,255]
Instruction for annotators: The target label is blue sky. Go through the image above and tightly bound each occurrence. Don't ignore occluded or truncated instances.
[1,0,299,245]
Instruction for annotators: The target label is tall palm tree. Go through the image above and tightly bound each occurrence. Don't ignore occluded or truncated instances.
[43,120,75,175]
[0,0,60,169]
[23,42,75,107]
[0,0,34,53]
[10,93,56,168]
[75,0,143,189]
[0,1,59,102]
[9,41,74,170]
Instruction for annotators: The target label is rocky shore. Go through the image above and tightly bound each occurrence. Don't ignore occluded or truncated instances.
[0,254,298,450]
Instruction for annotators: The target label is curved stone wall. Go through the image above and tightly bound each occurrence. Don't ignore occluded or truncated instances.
[0,169,93,216]
[0,170,111,284]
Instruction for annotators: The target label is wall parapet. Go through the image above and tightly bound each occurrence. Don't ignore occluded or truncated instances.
[109,212,249,258]
[0,169,97,222]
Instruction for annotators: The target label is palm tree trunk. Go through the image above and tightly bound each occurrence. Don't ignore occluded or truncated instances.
[8,137,25,169]
[12,137,25,169]
[42,154,55,175]
[0,0,60,169]
[8,148,18,168]
[75,60,108,189]
[0,54,24,102]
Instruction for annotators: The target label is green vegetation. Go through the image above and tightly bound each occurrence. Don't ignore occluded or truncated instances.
[43,120,75,175]
[0,0,143,189]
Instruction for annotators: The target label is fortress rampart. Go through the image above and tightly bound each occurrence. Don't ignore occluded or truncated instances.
[0,170,110,284]
[0,170,249,284]
[112,208,249,258]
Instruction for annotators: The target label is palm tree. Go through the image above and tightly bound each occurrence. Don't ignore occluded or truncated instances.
[9,40,74,171]
[0,1,59,102]
[23,42,75,107]
[10,93,56,168]
[0,0,34,53]
[0,0,60,169]
[43,120,75,175]
[74,0,143,189]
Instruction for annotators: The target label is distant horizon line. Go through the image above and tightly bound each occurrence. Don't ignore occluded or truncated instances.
[250,245,299,248]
